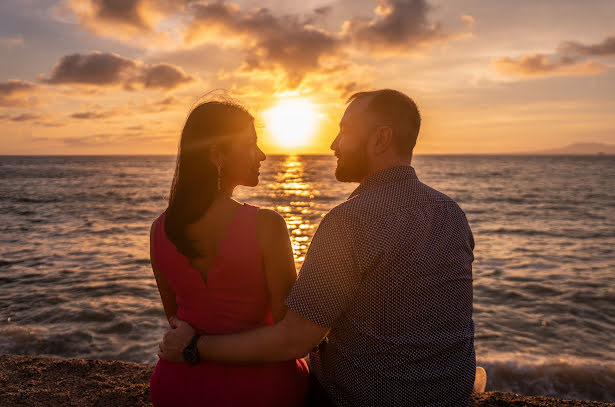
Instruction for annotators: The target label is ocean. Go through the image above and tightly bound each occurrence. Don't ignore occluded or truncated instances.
[1,154,614,402]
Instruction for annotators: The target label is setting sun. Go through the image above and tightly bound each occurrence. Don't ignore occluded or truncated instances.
[263,98,319,148]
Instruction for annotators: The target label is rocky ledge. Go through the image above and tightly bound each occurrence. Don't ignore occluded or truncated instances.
[1,354,613,406]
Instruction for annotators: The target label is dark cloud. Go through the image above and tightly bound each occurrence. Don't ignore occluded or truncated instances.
[91,0,149,29]
[42,51,193,90]
[0,80,40,107]
[342,0,447,51]
[44,52,136,85]
[0,79,37,95]
[70,110,115,119]
[494,54,605,77]
[10,113,44,122]
[185,4,341,87]
[140,63,193,89]
[558,36,615,56]
[496,34,614,78]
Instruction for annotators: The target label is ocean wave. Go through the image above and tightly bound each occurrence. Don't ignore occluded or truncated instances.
[479,357,615,403]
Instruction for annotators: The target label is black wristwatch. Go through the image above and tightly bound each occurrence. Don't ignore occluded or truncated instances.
[182,334,201,365]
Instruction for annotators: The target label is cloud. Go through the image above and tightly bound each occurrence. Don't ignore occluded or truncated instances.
[461,15,475,30]
[42,51,193,90]
[63,0,468,88]
[334,80,372,98]
[10,113,44,122]
[494,54,606,77]
[0,35,24,48]
[558,35,615,56]
[63,0,188,40]
[43,52,137,85]
[0,111,66,127]
[341,0,450,52]
[0,80,40,107]
[184,4,342,88]
[140,63,193,89]
[0,79,38,96]
[89,0,149,29]
[70,110,116,119]
[496,33,615,78]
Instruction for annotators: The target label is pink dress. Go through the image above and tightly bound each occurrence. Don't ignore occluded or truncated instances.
[149,203,309,407]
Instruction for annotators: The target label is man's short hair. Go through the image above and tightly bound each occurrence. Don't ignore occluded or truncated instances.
[347,89,421,155]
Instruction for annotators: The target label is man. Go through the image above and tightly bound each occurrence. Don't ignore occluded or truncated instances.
[159,89,476,406]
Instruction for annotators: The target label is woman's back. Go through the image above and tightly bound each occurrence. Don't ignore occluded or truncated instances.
[149,203,308,406]
[153,203,273,334]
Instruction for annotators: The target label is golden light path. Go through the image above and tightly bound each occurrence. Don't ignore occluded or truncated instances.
[263,98,319,148]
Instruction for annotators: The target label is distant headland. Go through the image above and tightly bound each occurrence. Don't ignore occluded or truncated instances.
[522,142,615,155]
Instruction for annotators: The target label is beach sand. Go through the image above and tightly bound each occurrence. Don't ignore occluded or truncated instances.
[1,354,613,406]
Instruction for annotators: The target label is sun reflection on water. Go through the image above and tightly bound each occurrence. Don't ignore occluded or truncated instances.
[271,155,317,268]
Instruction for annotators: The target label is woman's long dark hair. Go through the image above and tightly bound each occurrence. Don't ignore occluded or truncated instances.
[165,100,254,258]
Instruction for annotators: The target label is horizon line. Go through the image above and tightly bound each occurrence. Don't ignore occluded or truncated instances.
[1,153,613,157]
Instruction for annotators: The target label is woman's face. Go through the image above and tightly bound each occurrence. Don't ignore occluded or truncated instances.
[222,123,266,188]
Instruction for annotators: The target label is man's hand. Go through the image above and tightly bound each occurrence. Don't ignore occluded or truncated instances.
[158,315,196,362]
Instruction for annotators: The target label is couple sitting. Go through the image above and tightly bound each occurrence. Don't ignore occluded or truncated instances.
[149,89,477,407]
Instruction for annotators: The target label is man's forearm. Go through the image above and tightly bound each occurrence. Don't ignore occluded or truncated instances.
[196,318,305,364]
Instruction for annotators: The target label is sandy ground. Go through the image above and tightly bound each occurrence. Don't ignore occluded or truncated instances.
[1,354,613,407]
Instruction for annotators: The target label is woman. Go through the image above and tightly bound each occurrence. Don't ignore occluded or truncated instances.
[149,99,309,406]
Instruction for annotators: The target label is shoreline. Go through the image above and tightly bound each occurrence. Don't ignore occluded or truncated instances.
[1,354,613,407]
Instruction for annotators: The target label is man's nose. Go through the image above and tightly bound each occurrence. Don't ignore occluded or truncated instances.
[330,133,340,151]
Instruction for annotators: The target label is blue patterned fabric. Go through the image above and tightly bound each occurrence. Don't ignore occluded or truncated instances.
[286,165,476,407]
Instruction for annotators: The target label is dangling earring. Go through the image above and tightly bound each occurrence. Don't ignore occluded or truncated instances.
[216,163,222,191]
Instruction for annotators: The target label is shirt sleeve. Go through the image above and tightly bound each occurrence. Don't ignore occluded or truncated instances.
[285,210,361,328]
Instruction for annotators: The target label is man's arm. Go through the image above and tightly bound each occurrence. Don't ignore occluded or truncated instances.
[160,310,328,364]
[199,309,327,363]
[159,209,359,364]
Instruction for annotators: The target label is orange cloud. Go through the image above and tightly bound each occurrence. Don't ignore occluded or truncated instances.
[63,0,186,42]
[42,51,194,90]
[494,54,606,77]
[184,3,342,88]
[62,0,469,89]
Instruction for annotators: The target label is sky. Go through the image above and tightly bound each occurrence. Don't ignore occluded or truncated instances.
[1,0,614,155]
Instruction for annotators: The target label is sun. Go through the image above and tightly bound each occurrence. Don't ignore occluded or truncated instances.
[263,98,319,148]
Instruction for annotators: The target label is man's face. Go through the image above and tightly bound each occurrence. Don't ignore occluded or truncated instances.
[330,97,371,183]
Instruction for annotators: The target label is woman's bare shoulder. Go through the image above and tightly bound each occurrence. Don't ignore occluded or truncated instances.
[256,208,288,240]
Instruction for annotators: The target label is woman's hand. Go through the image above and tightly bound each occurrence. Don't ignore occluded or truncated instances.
[158,316,196,362]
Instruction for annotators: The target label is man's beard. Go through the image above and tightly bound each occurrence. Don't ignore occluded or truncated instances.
[335,144,369,182]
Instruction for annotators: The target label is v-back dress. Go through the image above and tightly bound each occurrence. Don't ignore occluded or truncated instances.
[149,203,309,407]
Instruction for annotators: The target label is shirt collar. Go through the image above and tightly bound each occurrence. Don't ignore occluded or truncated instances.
[348,165,418,199]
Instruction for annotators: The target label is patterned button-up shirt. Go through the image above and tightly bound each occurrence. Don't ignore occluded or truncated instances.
[286,165,476,407]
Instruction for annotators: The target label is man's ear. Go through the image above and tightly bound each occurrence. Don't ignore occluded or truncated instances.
[373,126,393,156]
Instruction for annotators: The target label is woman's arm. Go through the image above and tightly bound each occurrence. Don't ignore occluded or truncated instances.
[256,209,297,323]
[150,220,177,325]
